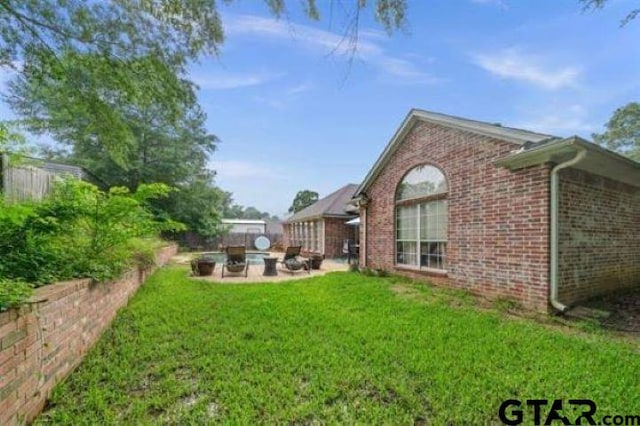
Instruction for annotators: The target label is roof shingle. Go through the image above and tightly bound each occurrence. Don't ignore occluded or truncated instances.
[285,184,359,223]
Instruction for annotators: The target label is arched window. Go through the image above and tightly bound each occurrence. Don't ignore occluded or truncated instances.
[396,165,448,270]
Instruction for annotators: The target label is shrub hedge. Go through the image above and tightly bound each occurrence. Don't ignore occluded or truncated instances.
[0,179,182,310]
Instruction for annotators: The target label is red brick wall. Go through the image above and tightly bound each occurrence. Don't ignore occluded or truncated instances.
[362,120,551,309]
[0,245,177,425]
[558,168,640,304]
[323,218,356,258]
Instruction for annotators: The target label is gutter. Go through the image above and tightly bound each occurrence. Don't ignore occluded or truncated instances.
[549,148,587,312]
[357,195,370,268]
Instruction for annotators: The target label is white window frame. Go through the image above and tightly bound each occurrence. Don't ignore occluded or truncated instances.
[395,164,448,273]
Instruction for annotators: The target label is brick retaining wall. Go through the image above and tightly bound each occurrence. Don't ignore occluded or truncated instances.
[0,244,177,425]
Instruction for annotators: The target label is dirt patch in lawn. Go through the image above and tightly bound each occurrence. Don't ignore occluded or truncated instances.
[579,287,640,335]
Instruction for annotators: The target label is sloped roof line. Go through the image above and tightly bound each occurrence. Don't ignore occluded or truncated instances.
[286,183,359,223]
[354,108,555,197]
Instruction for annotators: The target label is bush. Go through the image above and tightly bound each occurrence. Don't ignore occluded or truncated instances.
[0,179,183,288]
[0,279,33,312]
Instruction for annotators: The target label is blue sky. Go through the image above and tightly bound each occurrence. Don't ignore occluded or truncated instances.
[2,1,639,216]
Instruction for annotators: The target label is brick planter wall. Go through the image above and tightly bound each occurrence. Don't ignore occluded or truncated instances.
[362,121,551,310]
[0,244,177,425]
[558,169,640,305]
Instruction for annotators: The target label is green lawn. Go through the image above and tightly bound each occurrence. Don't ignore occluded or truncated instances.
[37,266,640,424]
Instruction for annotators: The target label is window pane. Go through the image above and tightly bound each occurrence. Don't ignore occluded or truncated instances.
[420,242,446,269]
[397,241,418,266]
[396,205,417,240]
[396,198,447,271]
[420,200,447,241]
[396,165,447,201]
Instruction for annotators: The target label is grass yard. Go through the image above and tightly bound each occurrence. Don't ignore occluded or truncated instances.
[37,266,640,424]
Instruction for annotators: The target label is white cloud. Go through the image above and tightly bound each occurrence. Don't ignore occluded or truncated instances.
[210,160,283,179]
[224,14,439,85]
[512,105,598,136]
[285,81,314,96]
[470,0,509,9]
[472,48,581,90]
[190,70,284,90]
[254,80,315,109]
[375,56,443,85]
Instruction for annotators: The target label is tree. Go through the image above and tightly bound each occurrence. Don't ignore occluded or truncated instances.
[1,1,407,152]
[7,51,205,166]
[7,51,225,235]
[0,121,28,154]
[289,190,319,213]
[581,0,639,25]
[0,1,406,69]
[219,193,279,221]
[592,102,640,162]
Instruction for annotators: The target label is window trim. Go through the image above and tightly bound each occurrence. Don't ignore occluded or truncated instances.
[395,163,449,202]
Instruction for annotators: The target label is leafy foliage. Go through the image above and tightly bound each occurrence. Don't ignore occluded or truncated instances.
[0,121,31,162]
[0,179,181,286]
[8,51,225,235]
[592,102,640,161]
[0,0,406,69]
[289,189,319,213]
[0,279,33,312]
[1,1,407,159]
[8,52,213,168]
[221,191,280,221]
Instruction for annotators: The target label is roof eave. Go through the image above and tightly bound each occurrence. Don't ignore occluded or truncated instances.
[285,213,357,224]
[495,137,640,188]
[355,109,553,197]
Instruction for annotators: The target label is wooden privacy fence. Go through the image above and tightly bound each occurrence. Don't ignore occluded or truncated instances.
[171,231,285,251]
[0,153,91,203]
[0,154,59,202]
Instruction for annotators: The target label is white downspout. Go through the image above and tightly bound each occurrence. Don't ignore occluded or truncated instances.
[361,208,367,268]
[357,195,369,268]
[550,148,587,312]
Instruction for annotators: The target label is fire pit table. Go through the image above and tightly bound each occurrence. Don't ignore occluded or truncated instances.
[263,256,278,276]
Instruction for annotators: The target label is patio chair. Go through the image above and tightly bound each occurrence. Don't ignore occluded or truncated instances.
[347,240,359,265]
[279,246,310,275]
[221,246,249,278]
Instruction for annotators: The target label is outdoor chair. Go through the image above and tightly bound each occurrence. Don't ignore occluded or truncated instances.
[347,240,359,265]
[279,246,310,275]
[221,246,249,278]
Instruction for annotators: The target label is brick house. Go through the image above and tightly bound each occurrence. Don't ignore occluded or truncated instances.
[283,184,358,258]
[353,109,640,311]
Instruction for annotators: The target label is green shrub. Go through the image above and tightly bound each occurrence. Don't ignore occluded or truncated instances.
[126,237,166,270]
[0,179,183,287]
[0,279,33,312]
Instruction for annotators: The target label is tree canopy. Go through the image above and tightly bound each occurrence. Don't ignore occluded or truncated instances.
[593,102,640,162]
[0,0,407,69]
[289,190,319,214]
[220,192,279,221]
[7,50,225,235]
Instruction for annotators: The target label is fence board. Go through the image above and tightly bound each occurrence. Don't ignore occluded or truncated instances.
[3,164,58,202]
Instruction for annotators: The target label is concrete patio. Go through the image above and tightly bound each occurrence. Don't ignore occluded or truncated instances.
[171,252,351,284]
